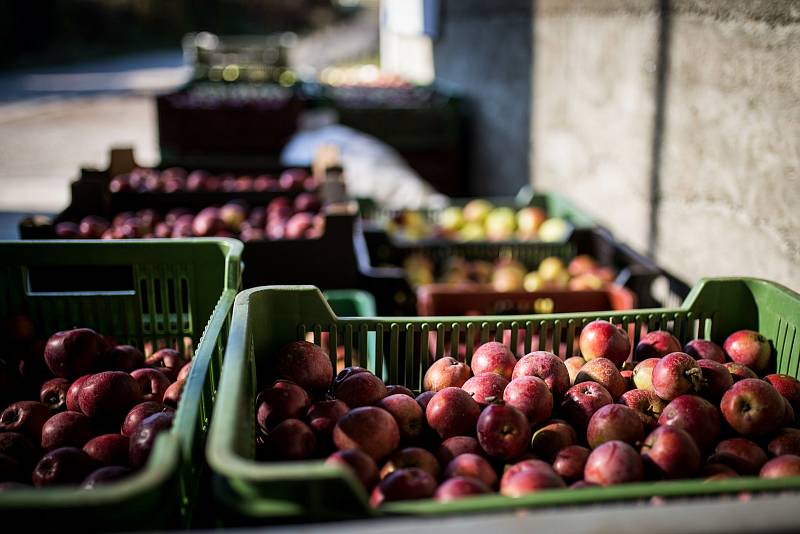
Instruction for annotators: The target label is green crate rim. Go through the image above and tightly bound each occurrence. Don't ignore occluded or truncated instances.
[207,277,800,520]
[0,238,241,526]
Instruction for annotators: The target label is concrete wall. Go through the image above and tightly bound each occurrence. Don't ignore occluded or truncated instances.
[433,0,532,196]
[531,0,800,292]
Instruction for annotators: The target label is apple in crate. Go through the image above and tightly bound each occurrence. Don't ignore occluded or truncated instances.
[723,330,771,373]
[578,320,630,367]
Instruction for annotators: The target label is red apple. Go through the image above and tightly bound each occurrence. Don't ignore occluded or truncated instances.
[720,379,784,438]
[640,426,700,479]
[570,480,599,488]
[723,330,771,373]
[436,436,483,466]
[262,419,316,461]
[379,447,440,480]
[476,403,531,460]
[0,401,51,441]
[470,342,516,380]
[651,352,704,401]
[499,461,565,496]
[54,222,80,238]
[503,376,553,426]
[584,441,643,486]
[336,371,387,408]
[425,387,481,439]
[81,466,132,488]
[325,448,378,490]
[386,385,415,398]
[636,331,681,360]
[659,394,720,452]
[40,378,69,412]
[618,389,665,430]
[725,362,758,382]
[32,447,94,487]
[256,379,311,432]
[632,358,660,391]
[101,345,145,373]
[121,402,174,437]
[575,358,627,400]
[369,467,437,507]
[567,254,597,276]
[163,379,184,407]
[683,339,726,363]
[130,368,171,403]
[564,356,586,385]
[285,212,314,239]
[307,399,349,440]
[512,351,570,399]
[586,404,644,449]
[442,452,496,488]
[144,348,186,382]
[83,434,129,466]
[708,438,768,475]
[697,359,734,400]
[703,463,739,480]
[578,320,631,367]
[378,394,425,441]
[192,207,224,237]
[334,366,369,388]
[415,391,436,412]
[559,381,613,431]
[768,428,800,457]
[760,455,800,478]
[552,445,590,483]
[275,340,333,394]
[462,373,509,406]
[764,374,800,415]
[530,420,578,461]
[334,406,400,461]
[40,411,94,450]
[434,476,491,501]
[78,371,142,419]
[44,328,104,379]
[423,357,471,391]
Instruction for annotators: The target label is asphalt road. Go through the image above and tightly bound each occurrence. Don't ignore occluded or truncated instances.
[0,49,189,232]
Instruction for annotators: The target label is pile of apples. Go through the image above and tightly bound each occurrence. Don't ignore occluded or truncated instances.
[328,85,441,108]
[0,316,190,489]
[388,200,570,243]
[255,324,800,508]
[53,193,324,242]
[109,167,312,194]
[165,83,295,109]
[403,254,616,292]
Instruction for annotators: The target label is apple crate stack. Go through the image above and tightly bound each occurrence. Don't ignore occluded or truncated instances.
[205,278,800,525]
[359,190,689,314]
[16,149,412,314]
[0,239,241,530]
[157,79,466,196]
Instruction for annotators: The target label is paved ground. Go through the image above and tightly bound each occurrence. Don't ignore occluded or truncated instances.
[0,49,188,231]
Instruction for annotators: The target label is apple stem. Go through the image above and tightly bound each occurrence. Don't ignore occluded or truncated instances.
[686,367,706,392]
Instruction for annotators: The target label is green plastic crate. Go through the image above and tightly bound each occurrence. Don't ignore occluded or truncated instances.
[323,289,376,318]
[207,277,800,524]
[0,238,242,530]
